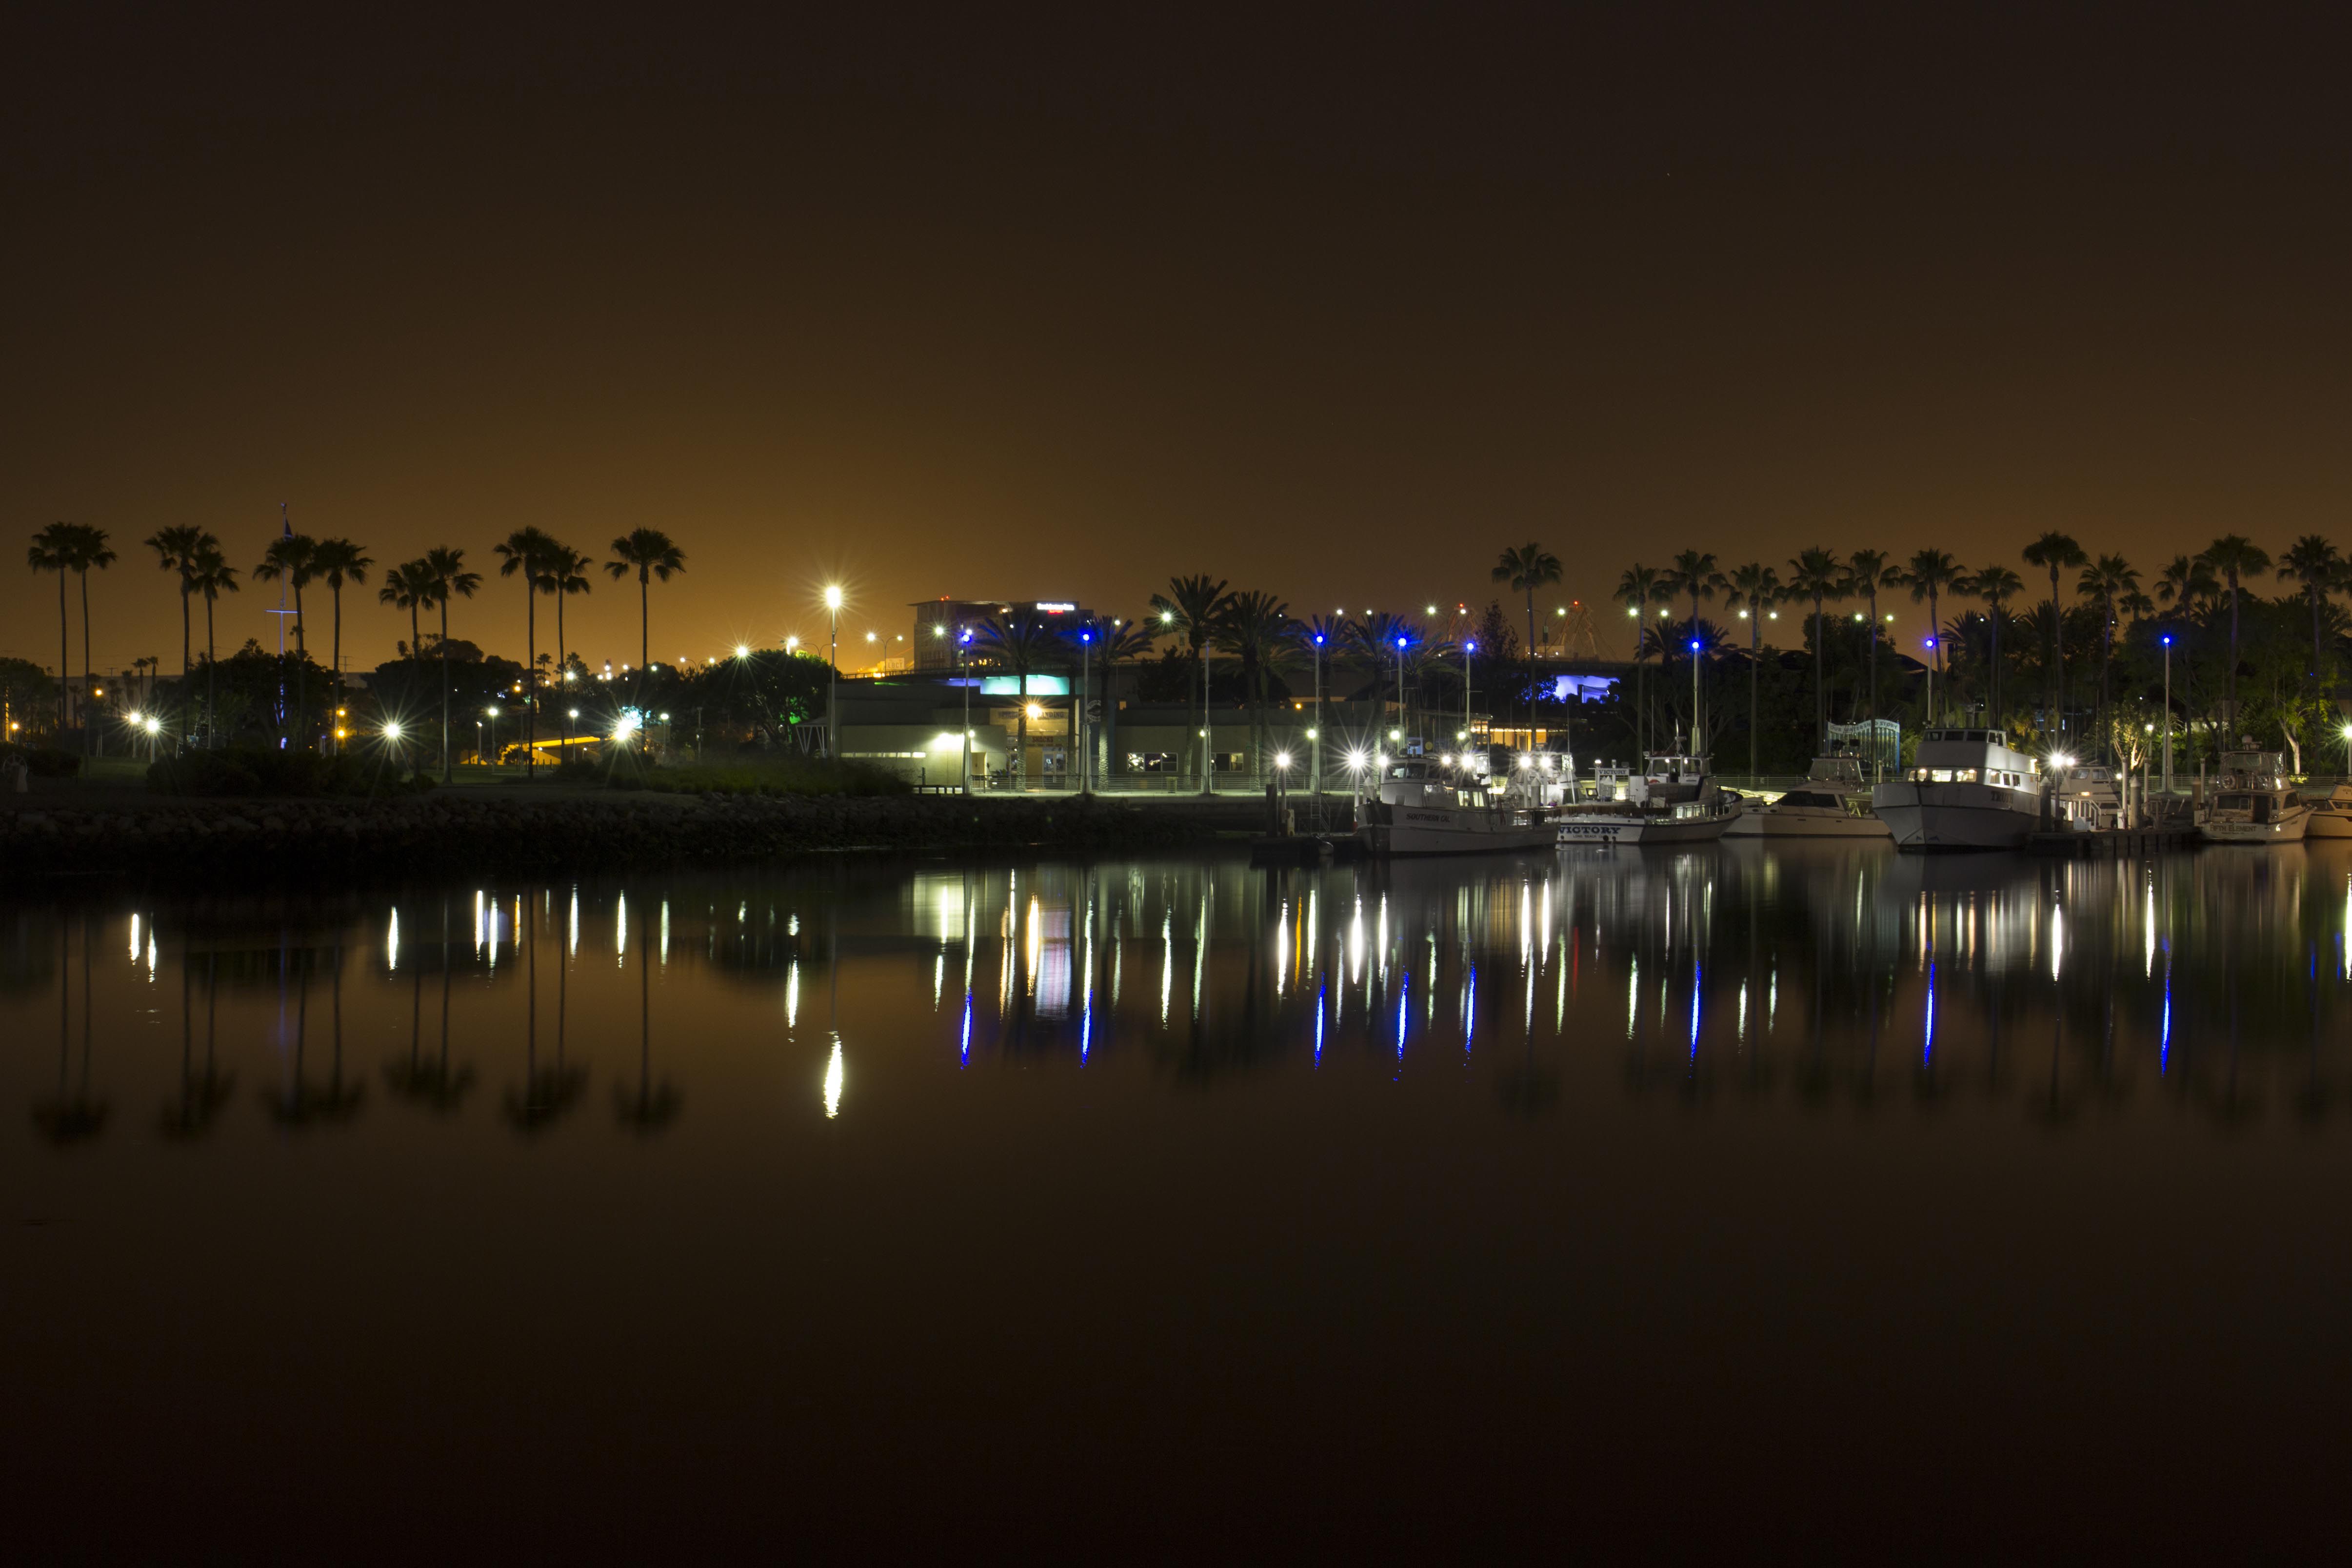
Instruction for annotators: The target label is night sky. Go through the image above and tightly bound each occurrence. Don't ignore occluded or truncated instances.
[9,6,2352,675]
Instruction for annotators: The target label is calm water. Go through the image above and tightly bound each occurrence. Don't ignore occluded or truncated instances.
[9,844,2352,1552]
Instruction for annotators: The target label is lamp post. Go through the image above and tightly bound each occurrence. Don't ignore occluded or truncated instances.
[1462,639,1476,758]
[1924,637,1936,728]
[824,586,843,760]
[1395,635,1408,754]
[1310,631,1325,802]
[1078,625,1093,795]
[2161,634,2173,798]
[959,630,974,794]
[1687,638,1701,759]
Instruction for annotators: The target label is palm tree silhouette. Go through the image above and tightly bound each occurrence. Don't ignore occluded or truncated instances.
[67,525,116,753]
[1785,548,1845,754]
[378,559,435,666]
[1614,564,1667,756]
[542,544,594,754]
[1492,542,1562,733]
[2075,553,2139,764]
[496,527,562,776]
[254,530,320,744]
[2020,532,2086,743]
[144,525,216,698]
[1660,550,1725,740]
[1722,562,1781,777]
[311,537,373,751]
[1898,548,1965,722]
[187,548,239,748]
[34,916,108,1146]
[1844,549,1897,774]
[505,893,586,1136]
[1347,610,1418,752]
[422,546,481,782]
[1095,616,1160,785]
[1214,590,1294,784]
[267,947,367,1129]
[1966,565,2024,726]
[2275,534,2344,679]
[26,522,78,737]
[386,896,477,1111]
[616,900,680,1133]
[1149,575,1234,793]
[602,528,687,703]
[161,950,235,1140]
[971,612,1063,790]
[2198,534,2272,742]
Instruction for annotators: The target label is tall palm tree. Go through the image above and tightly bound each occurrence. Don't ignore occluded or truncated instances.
[61,525,117,752]
[2075,554,2139,764]
[27,522,77,736]
[1785,548,1846,753]
[541,543,593,753]
[311,537,373,751]
[145,525,213,687]
[603,527,687,676]
[1492,543,1563,733]
[2199,534,2272,741]
[187,548,239,747]
[2276,534,2345,678]
[254,530,319,746]
[1967,566,2025,727]
[1148,574,1233,793]
[423,546,481,782]
[2020,531,2087,742]
[1614,564,1668,757]
[971,612,1063,790]
[1095,615,1160,785]
[1661,551,1726,742]
[1214,590,1295,782]
[1844,549,1897,773]
[2155,553,2218,614]
[496,527,562,776]
[1898,548,1965,722]
[378,560,435,664]
[1723,562,1781,778]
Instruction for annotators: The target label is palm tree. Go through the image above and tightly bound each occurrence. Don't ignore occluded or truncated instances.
[2020,532,2087,742]
[1722,563,1781,778]
[2276,534,2344,678]
[1614,564,1668,756]
[1492,543,1563,732]
[1148,574,1233,793]
[57,525,119,753]
[2199,534,2272,741]
[145,525,213,688]
[1214,590,1295,782]
[27,522,77,736]
[1660,551,1726,742]
[378,560,435,664]
[423,546,481,782]
[2155,553,2218,614]
[540,543,593,754]
[1966,565,2024,726]
[1844,549,1897,774]
[1092,616,1160,785]
[1785,548,1845,753]
[187,548,239,746]
[254,530,319,746]
[311,538,373,750]
[2075,554,2139,764]
[970,612,1063,790]
[1898,548,1966,722]
[603,527,687,677]
[496,527,562,776]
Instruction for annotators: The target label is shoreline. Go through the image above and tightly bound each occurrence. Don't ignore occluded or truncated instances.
[0,790,1263,883]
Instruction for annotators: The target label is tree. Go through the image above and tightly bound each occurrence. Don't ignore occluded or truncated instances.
[1614,564,1668,757]
[188,548,240,747]
[2075,553,2138,765]
[1214,590,1295,782]
[1660,551,1726,742]
[65,525,117,753]
[1845,549,1897,773]
[543,544,594,749]
[1785,548,1845,753]
[1096,616,1160,781]
[27,522,77,736]
[311,538,373,752]
[378,560,435,664]
[1966,566,2024,726]
[145,525,214,688]
[971,612,1063,789]
[1346,610,1419,753]
[2155,553,2218,614]
[2020,531,2087,741]
[1722,563,1781,777]
[423,546,482,781]
[1147,574,1233,792]
[1898,548,1966,722]
[603,528,687,678]
[1492,543,1562,732]
[254,530,320,746]
[497,527,562,776]
[2199,534,2272,741]
[2275,534,2344,678]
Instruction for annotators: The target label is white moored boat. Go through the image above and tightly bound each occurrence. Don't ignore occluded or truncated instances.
[1872,728,2046,852]
[1555,753,1739,847]
[1354,757,1557,856]
[1724,754,1891,839]
[2304,784,2352,839]
[2200,752,2311,844]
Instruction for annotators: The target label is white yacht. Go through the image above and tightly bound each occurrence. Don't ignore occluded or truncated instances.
[1354,757,1557,856]
[1872,729,2046,851]
[1724,754,1892,840]
[1555,754,1740,846]
[2200,752,2311,844]
[2304,784,2352,839]
[2049,763,2125,832]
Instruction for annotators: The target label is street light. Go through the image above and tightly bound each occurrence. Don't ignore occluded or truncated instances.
[2160,633,2173,796]
[1462,638,1475,752]
[823,586,843,759]
[1924,636,1937,724]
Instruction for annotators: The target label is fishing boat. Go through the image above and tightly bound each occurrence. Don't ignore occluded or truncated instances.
[1871,728,2045,851]
[1555,754,1740,846]
[1354,756,1557,856]
[2200,751,2311,844]
[1724,754,1892,839]
[2048,762,2125,832]
[2304,784,2352,839]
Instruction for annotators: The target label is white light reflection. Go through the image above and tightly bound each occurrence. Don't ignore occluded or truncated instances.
[1315,982,1326,1066]
[2050,902,2065,982]
[1627,956,1640,1039]
[659,901,670,965]
[475,890,486,954]
[569,891,579,956]
[823,1038,844,1118]
[786,959,800,1028]
[1160,911,1173,1028]
[129,914,141,961]
[616,893,628,962]
[387,909,400,971]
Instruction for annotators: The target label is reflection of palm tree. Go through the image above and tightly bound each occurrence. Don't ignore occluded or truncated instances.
[616,899,680,1132]
[160,949,235,1139]
[267,948,367,1128]
[506,891,587,1135]
[33,917,108,1146]
[386,896,477,1111]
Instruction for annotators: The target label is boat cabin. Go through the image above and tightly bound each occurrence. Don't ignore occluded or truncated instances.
[1904,729,2041,788]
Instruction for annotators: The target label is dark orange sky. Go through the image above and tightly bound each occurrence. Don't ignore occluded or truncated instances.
[9,5,2352,677]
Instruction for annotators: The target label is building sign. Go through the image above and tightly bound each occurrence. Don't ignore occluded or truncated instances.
[980,675,1070,696]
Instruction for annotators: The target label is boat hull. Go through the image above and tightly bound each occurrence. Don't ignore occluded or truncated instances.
[1555,812,1733,847]
[1357,804,1556,856]
[2200,812,2312,845]
[2303,810,2352,839]
[1722,807,1891,839]
[1871,783,2040,852]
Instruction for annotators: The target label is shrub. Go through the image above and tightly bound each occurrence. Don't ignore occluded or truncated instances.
[0,744,82,778]
[146,748,436,798]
